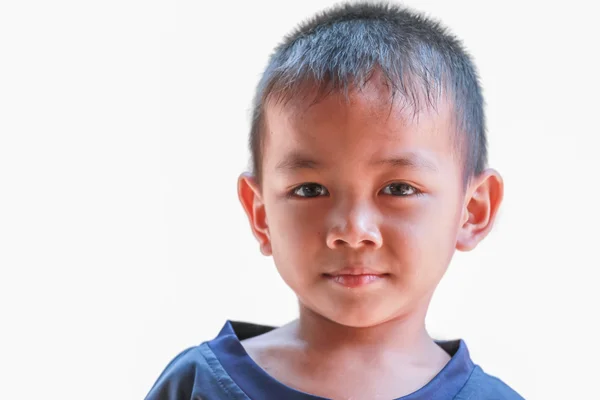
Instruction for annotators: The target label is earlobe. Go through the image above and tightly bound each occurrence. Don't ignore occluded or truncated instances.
[456,169,504,252]
[237,173,272,256]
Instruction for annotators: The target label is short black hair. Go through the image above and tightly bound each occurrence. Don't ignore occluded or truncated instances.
[248,1,487,186]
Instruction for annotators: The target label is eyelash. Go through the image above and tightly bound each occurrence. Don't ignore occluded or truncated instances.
[286,183,329,199]
[287,182,423,198]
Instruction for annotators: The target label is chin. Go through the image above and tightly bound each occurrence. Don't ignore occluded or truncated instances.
[330,315,387,328]
[333,309,396,328]
[315,299,401,328]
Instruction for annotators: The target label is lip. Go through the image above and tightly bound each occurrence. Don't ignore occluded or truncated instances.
[323,267,389,288]
[325,267,386,276]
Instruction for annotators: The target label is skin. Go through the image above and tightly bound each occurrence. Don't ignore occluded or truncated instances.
[237,74,503,399]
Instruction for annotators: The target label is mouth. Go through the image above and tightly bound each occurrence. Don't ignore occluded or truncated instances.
[323,267,390,288]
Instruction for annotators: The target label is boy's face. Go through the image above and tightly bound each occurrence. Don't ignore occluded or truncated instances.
[239,77,502,328]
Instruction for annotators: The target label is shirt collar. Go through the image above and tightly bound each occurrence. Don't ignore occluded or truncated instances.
[209,320,475,400]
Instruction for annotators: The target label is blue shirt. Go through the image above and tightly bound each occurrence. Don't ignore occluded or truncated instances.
[145,321,524,399]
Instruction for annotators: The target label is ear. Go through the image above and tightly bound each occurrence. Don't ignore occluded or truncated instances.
[456,168,504,252]
[238,172,272,256]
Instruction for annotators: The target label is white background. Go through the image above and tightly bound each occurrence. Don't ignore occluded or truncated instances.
[1,1,599,399]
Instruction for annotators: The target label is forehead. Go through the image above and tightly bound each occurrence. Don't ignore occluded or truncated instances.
[262,78,458,173]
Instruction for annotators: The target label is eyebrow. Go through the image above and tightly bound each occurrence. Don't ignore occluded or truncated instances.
[275,152,321,171]
[275,152,438,172]
[370,153,439,172]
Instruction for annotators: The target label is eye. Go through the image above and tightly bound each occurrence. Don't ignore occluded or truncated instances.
[381,182,421,197]
[290,183,329,198]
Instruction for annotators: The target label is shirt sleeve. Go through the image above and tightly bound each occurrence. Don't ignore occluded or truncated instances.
[143,343,251,400]
[144,347,198,400]
[454,365,525,400]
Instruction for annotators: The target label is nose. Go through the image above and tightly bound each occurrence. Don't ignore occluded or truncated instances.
[326,201,383,249]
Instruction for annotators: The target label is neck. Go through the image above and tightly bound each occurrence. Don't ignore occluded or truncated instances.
[286,300,441,363]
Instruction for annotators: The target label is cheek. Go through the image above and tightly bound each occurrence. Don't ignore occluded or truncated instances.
[266,201,326,267]
[385,202,461,271]
[270,203,325,241]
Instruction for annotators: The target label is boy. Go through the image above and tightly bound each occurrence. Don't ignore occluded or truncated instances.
[146,2,523,399]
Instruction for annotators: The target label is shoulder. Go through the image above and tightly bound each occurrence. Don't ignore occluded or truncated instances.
[455,365,525,400]
[144,343,249,400]
[144,346,203,400]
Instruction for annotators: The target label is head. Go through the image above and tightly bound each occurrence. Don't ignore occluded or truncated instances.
[238,2,503,328]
